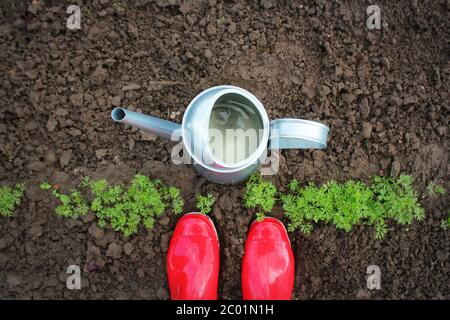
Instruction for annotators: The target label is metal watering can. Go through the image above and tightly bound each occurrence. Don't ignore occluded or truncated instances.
[111,85,329,184]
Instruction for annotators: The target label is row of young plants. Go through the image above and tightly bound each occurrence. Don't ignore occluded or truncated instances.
[1,173,448,238]
[39,175,184,236]
[38,176,220,236]
[243,174,448,239]
[0,175,214,237]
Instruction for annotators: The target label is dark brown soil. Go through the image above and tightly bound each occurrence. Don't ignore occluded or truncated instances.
[0,0,449,299]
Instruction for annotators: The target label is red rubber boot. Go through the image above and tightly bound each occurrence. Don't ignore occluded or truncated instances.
[166,213,220,300]
[242,217,295,300]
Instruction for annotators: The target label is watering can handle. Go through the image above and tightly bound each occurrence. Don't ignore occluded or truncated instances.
[268,118,329,150]
[111,108,182,140]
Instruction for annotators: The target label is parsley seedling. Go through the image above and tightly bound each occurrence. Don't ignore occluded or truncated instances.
[243,173,277,221]
[196,193,215,215]
[281,174,424,239]
[40,181,88,219]
[0,183,25,217]
[427,181,446,196]
[441,210,450,230]
[42,174,184,236]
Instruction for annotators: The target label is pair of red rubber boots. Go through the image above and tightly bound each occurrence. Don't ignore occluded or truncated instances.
[166,213,294,300]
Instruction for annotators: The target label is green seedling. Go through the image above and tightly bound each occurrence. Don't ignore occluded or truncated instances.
[255,212,266,222]
[281,174,424,240]
[243,173,277,221]
[441,210,450,230]
[43,174,184,236]
[166,186,183,214]
[40,182,88,219]
[83,175,183,236]
[427,181,446,196]
[196,193,215,215]
[0,183,25,217]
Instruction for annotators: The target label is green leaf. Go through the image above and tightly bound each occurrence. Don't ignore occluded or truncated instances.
[196,193,215,215]
[256,212,265,222]
[40,182,52,190]
[0,184,25,217]
[243,173,277,219]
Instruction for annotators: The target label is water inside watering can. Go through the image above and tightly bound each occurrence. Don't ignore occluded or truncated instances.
[208,93,263,163]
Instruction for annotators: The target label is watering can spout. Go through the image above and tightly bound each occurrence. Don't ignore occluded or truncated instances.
[111,107,182,140]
